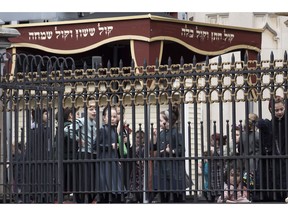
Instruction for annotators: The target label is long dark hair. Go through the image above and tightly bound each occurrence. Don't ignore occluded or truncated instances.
[211,133,227,146]
[34,108,48,125]
[102,105,117,124]
[63,107,73,122]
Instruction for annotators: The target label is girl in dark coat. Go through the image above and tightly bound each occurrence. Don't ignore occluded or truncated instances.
[95,105,126,203]
[255,95,287,202]
[24,108,55,203]
[151,105,185,203]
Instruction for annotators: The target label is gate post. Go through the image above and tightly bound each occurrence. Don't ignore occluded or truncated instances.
[0,19,20,197]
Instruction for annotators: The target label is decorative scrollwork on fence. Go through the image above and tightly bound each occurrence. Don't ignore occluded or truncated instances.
[1,52,288,109]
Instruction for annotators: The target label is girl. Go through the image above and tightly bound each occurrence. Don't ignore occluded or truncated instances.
[208,133,227,202]
[151,105,185,203]
[25,108,53,203]
[217,163,250,203]
[73,98,97,203]
[126,130,145,203]
[95,105,126,203]
[255,95,287,202]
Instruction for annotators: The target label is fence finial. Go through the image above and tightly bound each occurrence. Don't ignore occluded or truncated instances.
[218,55,222,66]
[244,51,248,64]
[205,55,209,66]
[231,53,235,65]
[270,51,274,64]
[193,55,196,66]
[155,58,159,69]
[107,60,111,70]
[180,56,184,66]
[119,59,123,69]
[168,57,172,67]
[83,61,87,71]
[257,52,261,64]
[143,58,147,68]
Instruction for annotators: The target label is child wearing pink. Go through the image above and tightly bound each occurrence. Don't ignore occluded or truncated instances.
[217,166,251,203]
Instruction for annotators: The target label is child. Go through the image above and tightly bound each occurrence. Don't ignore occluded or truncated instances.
[95,105,126,203]
[72,98,97,203]
[11,141,25,203]
[230,125,242,156]
[255,95,287,202]
[217,163,250,203]
[24,108,54,203]
[199,151,209,201]
[208,133,227,202]
[242,113,260,173]
[126,130,145,203]
[151,105,185,203]
[116,105,132,190]
[61,107,81,201]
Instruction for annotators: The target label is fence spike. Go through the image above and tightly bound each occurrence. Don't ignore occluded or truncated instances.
[131,59,135,69]
[83,61,87,71]
[270,51,274,63]
[143,58,147,69]
[218,55,222,66]
[119,59,123,69]
[168,57,172,67]
[231,53,235,65]
[180,56,184,66]
[107,60,111,70]
[244,51,248,64]
[205,56,209,66]
[257,52,261,64]
[155,58,159,69]
[193,55,196,67]
[284,51,287,62]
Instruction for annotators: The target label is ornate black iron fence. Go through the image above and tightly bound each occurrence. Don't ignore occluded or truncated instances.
[0,51,288,203]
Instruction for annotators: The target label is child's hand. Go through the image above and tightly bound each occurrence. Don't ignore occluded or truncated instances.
[165,144,171,153]
[153,128,157,137]
[112,143,118,149]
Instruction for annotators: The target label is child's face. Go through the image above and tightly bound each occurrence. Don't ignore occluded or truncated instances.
[116,106,125,123]
[116,107,120,122]
[87,100,96,120]
[42,111,48,123]
[135,132,144,147]
[235,130,240,144]
[210,138,219,148]
[229,169,240,185]
[274,102,285,119]
[103,108,118,126]
[160,114,169,129]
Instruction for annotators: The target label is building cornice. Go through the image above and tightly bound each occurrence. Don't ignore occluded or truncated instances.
[3,13,263,33]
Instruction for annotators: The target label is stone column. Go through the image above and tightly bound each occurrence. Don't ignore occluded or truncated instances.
[0,19,20,195]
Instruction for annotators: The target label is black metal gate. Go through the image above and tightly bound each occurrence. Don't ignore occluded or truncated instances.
[1,52,288,204]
